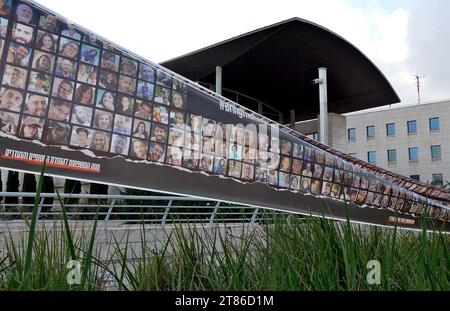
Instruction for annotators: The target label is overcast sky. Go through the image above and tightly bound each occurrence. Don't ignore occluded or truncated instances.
[34,0,450,106]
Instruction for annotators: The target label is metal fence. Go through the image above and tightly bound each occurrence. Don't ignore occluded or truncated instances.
[0,192,270,226]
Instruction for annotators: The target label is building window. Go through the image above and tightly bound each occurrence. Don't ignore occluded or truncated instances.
[387,149,397,162]
[386,123,396,136]
[367,151,376,164]
[431,145,442,159]
[348,128,356,141]
[431,173,444,187]
[366,126,375,139]
[410,175,420,181]
[409,147,419,161]
[429,117,440,131]
[407,120,417,134]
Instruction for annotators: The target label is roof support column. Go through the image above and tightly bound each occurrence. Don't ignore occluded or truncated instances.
[215,66,222,95]
[317,67,328,145]
[290,110,295,129]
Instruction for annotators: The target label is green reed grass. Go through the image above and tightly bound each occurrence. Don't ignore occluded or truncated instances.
[0,165,448,290]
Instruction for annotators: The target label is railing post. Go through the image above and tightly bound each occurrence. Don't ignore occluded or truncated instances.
[250,208,260,228]
[209,201,221,224]
[161,200,173,228]
[103,199,117,227]
[36,196,45,220]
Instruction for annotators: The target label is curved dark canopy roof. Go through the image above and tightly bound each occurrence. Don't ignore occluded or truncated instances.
[161,18,400,122]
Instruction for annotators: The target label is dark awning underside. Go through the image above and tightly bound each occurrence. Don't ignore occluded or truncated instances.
[161,18,400,122]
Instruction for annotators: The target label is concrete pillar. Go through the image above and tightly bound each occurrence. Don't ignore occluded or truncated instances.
[290,110,295,129]
[318,67,328,145]
[215,66,222,95]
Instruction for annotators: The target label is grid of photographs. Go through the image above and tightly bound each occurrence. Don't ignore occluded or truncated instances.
[0,0,448,223]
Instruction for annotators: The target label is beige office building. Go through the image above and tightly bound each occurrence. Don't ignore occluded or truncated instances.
[295,99,450,187]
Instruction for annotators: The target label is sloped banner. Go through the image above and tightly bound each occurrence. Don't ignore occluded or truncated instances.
[0,0,449,230]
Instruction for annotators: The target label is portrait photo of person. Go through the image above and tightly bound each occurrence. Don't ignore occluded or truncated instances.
[19,115,43,139]
[74,83,94,105]
[0,18,7,39]
[281,139,292,156]
[28,71,51,95]
[213,157,227,175]
[134,100,152,120]
[228,143,242,161]
[333,169,342,183]
[118,75,136,95]
[52,78,74,100]
[311,179,322,195]
[48,99,71,122]
[290,175,301,191]
[300,176,311,192]
[77,63,97,85]
[82,33,102,48]
[58,37,79,59]
[129,138,148,160]
[169,91,186,110]
[154,85,171,105]
[96,89,115,111]
[101,51,119,72]
[323,167,334,182]
[199,154,213,172]
[169,110,185,129]
[120,56,137,77]
[202,119,216,137]
[0,87,23,112]
[13,2,37,25]
[55,57,77,79]
[110,134,129,156]
[61,25,81,41]
[138,63,155,82]
[304,146,315,162]
[168,127,184,147]
[12,22,34,45]
[227,160,242,178]
[6,42,31,67]
[293,143,303,158]
[0,110,19,136]
[93,109,113,131]
[44,121,70,145]
[254,167,268,183]
[291,158,302,175]
[32,50,54,73]
[330,183,341,198]
[184,132,200,151]
[173,79,187,93]
[0,0,11,17]
[325,153,334,167]
[98,69,117,90]
[278,172,290,188]
[132,120,150,140]
[136,80,154,99]
[315,150,325,164]
[322,181,332,196]
[89,130,110,152]
[243,147,256,164]
[267,169,278,186]
[112,114,132,135]
[150,123,168,144]
[269,137,280,153]
[70,126,91,148]
[241,163,254,181]
[313,164,324,179]
[149,142,166,162]
[166,146,183,166]
[155,69,172,88]
[70,104,92,127]
[302,161,313,178]
[116,94,134,115]
[2,65,27,89]
[39,13,59,33]
[152,104,169,124]
[23,93,48,117]
[279,156,291,172]
[80,44,100,66]
[182,149,199,169]
[186,114,201,133]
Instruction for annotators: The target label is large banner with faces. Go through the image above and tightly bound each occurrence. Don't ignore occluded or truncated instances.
[0,0,449,230]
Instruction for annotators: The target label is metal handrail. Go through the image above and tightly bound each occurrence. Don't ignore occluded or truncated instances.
[0,192,269,226]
